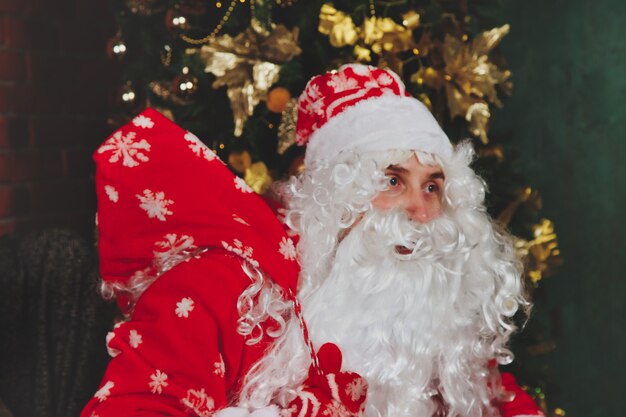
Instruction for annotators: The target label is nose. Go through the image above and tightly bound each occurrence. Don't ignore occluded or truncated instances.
[403,190,438,224]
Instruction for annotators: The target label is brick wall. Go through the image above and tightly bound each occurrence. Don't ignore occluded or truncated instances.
[0,0,117,236]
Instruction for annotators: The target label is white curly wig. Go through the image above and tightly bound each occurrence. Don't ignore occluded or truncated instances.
[237,142,530,417]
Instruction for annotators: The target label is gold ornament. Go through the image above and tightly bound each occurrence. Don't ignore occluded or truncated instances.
[172,67,199,98]
[189,24,301,136]
[318,3,417,72]
[106,33,127,59]
[267,87,291,113]
[516,218,563,286]
[318,3,359,47]
[401,10,421,30]
[422,25,511,144]
[497,188,562,287]
[228,150,252,174]
[277,98,298,154]
[245,161,273,194]
[466,102,491,144]
[118,82,137,106]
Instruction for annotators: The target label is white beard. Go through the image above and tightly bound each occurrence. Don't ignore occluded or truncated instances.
[299,209,500,417]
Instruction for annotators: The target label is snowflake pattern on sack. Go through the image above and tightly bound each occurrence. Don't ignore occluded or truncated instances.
[184,131,218,162]
[345,378,367,401]
[136,189,174,221]
[175,297,195,318]
[234,176,253,193]
[132,115,155,129]
[94,381,114,402]
[98,131,151,168]
[278,237,297,261]
[213,354,225,378]
[129,329,143,349]
[181,388,215,417]
[376,72,394,86]
[153,234,197,271]
[221,238,259,268]
[104,185,119,202]
[149,369,169,394]
[232,214,250,226]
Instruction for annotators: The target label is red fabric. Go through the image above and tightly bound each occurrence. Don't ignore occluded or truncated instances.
[82,109,299,416]
[81,251,271,417]
[496,372,545,417]
[94,108,299,313]
[285,343,368,417]
[295,65,410,146]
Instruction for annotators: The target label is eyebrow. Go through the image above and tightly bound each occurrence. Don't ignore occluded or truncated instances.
[386,165,445,180]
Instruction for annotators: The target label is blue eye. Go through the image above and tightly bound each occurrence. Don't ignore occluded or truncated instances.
[426,183,438,193]
[388,176,399,186]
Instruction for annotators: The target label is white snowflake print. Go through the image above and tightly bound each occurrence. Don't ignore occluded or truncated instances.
[105,332,120,358]
[181,388,215,417]
[323,400,352,417]
[129,329,143,349]
[136,189,174,221]
[278,237,297,261]
[97,131,150,168]
[94,380,114,402]
[280,404,298,417]
[345,377,367,401]
[232,213,250,226]
[213,354,225,378]
[153,234,197,271]
[376,72,394,86]
[221,239,259,268]
[327,71,358,92]
[175,297,195,318]
[132,114,155,129]
[104,185,119,203]
[184,131,218,161]
[149,369,169,394]
[234,176,253,194]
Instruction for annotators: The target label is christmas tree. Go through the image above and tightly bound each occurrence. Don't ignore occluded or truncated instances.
[106,0,563,414]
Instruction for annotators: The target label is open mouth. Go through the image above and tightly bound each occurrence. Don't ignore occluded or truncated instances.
[395,245,412,255]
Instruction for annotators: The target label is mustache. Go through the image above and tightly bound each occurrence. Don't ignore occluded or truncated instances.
[354,209,473,261]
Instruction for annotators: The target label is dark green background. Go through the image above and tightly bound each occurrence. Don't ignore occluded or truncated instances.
[494,1,626,415]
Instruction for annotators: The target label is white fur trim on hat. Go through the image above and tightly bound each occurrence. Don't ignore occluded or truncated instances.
[304,94,453,168]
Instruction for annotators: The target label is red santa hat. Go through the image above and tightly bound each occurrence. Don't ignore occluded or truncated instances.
[296,64,453,167]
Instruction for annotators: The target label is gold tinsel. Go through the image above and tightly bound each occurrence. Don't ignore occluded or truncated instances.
[277,98,298,155]
[189,24,301,136]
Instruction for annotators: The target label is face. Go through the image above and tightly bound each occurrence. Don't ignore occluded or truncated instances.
[371,154,444,224]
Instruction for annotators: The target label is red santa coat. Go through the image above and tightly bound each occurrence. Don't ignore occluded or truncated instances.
[82,109,543,417]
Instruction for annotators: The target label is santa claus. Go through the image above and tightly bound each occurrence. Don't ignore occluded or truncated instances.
[81,64,542,417]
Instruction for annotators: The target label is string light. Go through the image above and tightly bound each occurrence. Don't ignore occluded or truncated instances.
[181,0,238,44]
[368,0,376,17]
